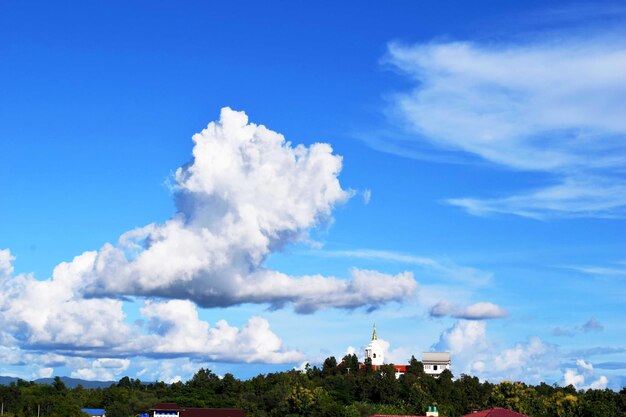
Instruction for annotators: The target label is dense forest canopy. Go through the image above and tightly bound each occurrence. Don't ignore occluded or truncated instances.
[1,356,624,417]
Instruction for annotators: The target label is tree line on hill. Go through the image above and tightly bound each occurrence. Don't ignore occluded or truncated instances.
[0,355,624,417]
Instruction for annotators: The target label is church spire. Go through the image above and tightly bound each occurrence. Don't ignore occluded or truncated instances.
[372,322,377,340]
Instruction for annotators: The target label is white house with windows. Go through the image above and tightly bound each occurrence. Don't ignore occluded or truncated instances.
[422,352,451,377]
[150,403,181,417]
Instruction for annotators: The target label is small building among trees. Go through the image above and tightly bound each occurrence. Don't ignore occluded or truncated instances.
[149,402,245,417]
[81,408,107,417]
[422,352,451,377]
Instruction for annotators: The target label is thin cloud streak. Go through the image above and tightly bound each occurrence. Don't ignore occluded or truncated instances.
[567,347,626,358]
[560,264,626,277]
[552,318,604,338]
[317,248,493,285]
[447,176,626,219]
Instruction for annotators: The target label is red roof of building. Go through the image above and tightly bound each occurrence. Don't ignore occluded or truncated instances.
[182,408,245,417]
[150,403,245,417]
[358,364,409,371]
[461,408,529,417]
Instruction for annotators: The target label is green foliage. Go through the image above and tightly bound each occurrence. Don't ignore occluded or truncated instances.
[0,360,624,417]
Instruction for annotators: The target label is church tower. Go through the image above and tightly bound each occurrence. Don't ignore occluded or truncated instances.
[364,322,384,366]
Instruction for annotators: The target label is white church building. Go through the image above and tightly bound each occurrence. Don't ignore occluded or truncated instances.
[364,323,386,366]
[361,323,450,378]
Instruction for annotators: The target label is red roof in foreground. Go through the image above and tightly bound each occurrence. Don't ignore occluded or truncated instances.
[150,403,245,417]
[182,409,245,417]
[461,408,530,417]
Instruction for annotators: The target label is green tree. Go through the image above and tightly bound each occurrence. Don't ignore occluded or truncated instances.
[407,356,425,376]
[339,354,360,376]
[322,357,338,377]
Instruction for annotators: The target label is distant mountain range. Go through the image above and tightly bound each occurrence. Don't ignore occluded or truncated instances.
[0,375,114,389]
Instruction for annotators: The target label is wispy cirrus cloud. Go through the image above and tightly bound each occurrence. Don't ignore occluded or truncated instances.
[383,32,626,219]
[594,362,626,370]
[567,346,626,358]
[560,262,626,277]
[517,4,626,28]
[447,176,626,219]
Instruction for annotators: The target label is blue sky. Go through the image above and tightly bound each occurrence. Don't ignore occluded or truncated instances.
[1,0,625,389]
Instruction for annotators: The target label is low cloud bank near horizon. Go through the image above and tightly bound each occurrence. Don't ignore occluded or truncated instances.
[432,319,612,390]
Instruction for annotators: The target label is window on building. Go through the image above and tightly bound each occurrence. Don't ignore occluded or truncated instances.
[373,353,376,358]
[433,365,438,371]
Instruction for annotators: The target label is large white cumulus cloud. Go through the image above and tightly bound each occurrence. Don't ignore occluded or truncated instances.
[76,107,416,310]
[0,108,417,369]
